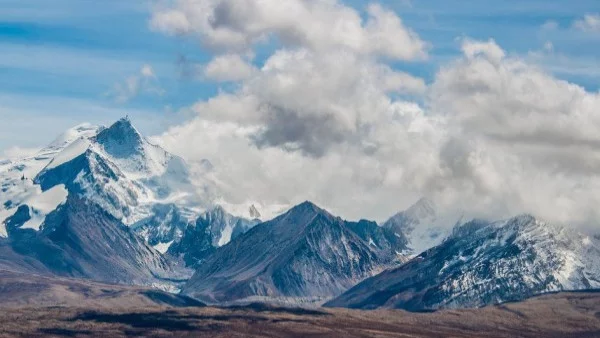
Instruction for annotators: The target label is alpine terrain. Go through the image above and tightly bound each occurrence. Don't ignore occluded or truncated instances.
[326,214,600,311]
[0,118,258,287]
[183,201,408,305]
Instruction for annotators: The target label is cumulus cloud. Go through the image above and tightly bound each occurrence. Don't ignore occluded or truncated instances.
[140,64,155,77]
[108,64,164,103]
[432,39,600,159]
[157,107,442,222]
[428,39,600,228]
[152,0,438,215]
[573,13,600,33]
[151,0,428,60]
[189,48,429,157]
[152,1,600,231]
[203,54,256,82]
[460,38,506,64]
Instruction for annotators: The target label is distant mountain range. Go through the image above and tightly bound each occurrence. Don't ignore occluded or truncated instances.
[1,118,599,310]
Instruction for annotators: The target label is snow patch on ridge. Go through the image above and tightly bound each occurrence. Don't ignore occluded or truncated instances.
[217,221,234,247]
[21,184,68,231]
[46,137,91,170]
[0,210,9,237]
[46,123,99,150]
[153,240,174,254]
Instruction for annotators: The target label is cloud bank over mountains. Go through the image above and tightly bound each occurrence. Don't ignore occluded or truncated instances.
[148,1,600,229]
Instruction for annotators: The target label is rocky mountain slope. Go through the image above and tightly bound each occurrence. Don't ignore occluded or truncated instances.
[327,214,600,311]
[0,118,258,286]
[182,201,407,305]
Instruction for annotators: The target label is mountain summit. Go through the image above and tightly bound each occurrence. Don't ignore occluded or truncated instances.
[182,201,407,305]
[0,118,216,287]
[95,117,144,158]
[327,214,600,311]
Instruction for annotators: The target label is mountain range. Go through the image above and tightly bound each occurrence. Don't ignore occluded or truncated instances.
[326,214,600,311]
[0,118,257,288]
[1,118,599,310]
[182,201,407,305]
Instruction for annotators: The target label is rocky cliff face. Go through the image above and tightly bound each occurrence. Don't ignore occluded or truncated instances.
[182,201,407,305]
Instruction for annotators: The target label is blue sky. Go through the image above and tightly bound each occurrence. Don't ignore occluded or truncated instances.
[0,0,599,152]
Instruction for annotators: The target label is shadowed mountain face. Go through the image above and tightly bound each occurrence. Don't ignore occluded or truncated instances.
[182,201,407,304]
[326,215,600,311]
[3,196,180,286]
[95,118,145,160]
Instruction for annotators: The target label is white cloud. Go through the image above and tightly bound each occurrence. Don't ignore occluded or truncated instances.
[203,54,256,82]
[158,107,442,222]
[189,48,430,157]
[152,1,600,231]
[428,39,600,228]
[433,39,600,153]
[151,9,191,35]
[155,16,436,218]
[151,0,428,60]
[363,4,429,60]
[108,64,164,103]
[141,64,155,78]
[380,66,427,95]
[573,13,600,33]
[541,20,558,30]
[460,38,506,64]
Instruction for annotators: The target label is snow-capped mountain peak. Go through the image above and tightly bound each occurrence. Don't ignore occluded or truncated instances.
[2,118,208,238]
[0,124,104,237]
[94,117,144,159]
[0,118,201,287]
[91,117,186,182]
[328,213,600,311]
